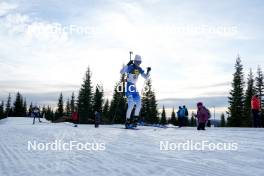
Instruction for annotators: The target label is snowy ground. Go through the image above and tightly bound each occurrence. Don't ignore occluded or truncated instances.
[0,117,264,176]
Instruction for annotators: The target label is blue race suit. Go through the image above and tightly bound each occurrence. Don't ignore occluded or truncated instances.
[120,64,148,119]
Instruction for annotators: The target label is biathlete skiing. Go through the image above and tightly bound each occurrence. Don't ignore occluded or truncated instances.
[120,54,151,129]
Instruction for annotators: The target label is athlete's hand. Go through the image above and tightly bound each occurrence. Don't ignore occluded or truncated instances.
[127,60,133,66]
[147,67,151,73]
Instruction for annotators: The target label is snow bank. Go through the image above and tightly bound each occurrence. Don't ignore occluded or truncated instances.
[0,117,264,176]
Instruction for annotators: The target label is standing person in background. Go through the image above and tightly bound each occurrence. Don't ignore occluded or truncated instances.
[95,111,101,128]
[251,95,261,128]
[177,106,184,128]
[196,102,209,130]
[71,111,79,127]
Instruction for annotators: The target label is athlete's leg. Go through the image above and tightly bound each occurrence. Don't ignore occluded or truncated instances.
[126,95,135,119]
[134,94,141,116]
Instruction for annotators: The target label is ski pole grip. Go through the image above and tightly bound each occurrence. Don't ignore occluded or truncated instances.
[147,67,151,74]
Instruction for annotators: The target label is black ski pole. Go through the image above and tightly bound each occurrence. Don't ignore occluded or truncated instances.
[112,51,133,124]
[129,51,133,61]
[141,67,151,96]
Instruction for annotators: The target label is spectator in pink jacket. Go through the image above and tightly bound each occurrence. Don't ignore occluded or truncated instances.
[196,102,209,130]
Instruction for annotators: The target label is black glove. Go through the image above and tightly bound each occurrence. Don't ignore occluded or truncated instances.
[147,67,151,73]
[127,60,133,66]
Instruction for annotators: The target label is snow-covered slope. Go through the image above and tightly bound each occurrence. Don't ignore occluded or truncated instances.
[0,117,264,176]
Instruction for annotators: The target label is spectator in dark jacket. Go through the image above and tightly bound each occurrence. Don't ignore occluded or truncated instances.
[196,102,209,130]
[177,106,184,128]
[95,111,101,128]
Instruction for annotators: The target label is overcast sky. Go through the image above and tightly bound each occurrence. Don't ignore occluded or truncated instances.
[0,0,264,115]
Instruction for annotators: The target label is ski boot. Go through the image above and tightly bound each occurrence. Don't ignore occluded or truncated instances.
[125,119,133,129]
[132,116,138,128]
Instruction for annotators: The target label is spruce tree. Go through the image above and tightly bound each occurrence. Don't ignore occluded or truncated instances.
[141,79,159,124]
[185,114,190,127]
[70,92,75,113]
[185,117,190,127]
[5,93,12,117]
[56,92,64,119]
[255,66,264,105]
[42,106,46,118]
[160,105,167,125]
[255,66,264,126]
[109,77,127,124]
[78,67,93,124]
[190,112,196,127]
[66,98,71,116]
[93,84,104,113]
[227,56,245,127]
[243,69,256,127]
[220,113,226,127]
[28,102,33,117]
[45,106,54,121]
[13,92,24,117]
[102,99,110,124]
[170,107,177,126]
[0,101,4,119]
[23,99,27,116]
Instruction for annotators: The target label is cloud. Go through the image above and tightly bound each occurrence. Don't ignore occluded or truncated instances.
[0,0,264,110]
[0,90,75,108]
[0,80,79,92]
[0,2,17,16]
[0,80,80,107]
[183,82,231,89]
[158,96,228,109]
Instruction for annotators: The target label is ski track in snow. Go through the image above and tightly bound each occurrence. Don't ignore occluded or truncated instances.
[0,117,264,176]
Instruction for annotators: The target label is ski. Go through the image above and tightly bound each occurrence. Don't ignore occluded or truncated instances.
[123,127,139,130]
[143,124,168,129]
[63,122,78,127]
